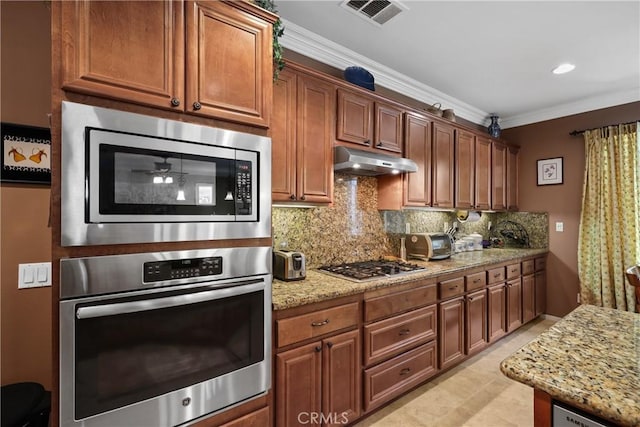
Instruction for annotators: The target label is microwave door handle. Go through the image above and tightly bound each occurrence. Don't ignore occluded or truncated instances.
[75,280,264,320]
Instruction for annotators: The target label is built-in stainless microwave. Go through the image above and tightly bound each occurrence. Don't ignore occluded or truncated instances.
[61,101,271,246]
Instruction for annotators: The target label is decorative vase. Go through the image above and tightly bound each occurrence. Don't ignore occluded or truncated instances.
[487,114,501,138]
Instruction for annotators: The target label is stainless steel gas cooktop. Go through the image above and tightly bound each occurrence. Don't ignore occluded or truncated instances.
[318,259,425,282]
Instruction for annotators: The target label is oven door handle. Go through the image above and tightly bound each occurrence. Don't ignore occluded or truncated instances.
[75,279,264,320]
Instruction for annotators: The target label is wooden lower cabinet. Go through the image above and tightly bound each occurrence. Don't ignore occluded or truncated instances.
[522,274,536,323]
[488,283,507,342]
[363,341,438,412]
[465,289,488,355]
[275,329,360,427]
[438,297,465,370]
[506,278,523,332]
[219,406,270,427]
[535,270,547,316]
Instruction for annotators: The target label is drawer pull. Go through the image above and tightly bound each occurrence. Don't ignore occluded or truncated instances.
[399,367,411,376]
[448,285,458,291]
[473,278,481,283]
[468,296,474,301]
[326,341,333,349]
[398,328,411,336]
[315,345,322,352]
[494,273,501,278]
[311,319,330,327]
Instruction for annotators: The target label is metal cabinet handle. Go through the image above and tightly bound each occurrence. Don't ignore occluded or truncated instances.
[289,194,296,200]
[300,195,306,201]
[193,101,202,111]
[494,273,501,278]
[448,285,457,291]
[311,319,330,327]
[170,97,180,107]
[326,342,333,349]
[315,345,322,352]
[399,368,411,376]
[398,328,411,336]
[376,142,383,147]
[364,140,371,146]
[468,296,475,301]
[473,278,481,283]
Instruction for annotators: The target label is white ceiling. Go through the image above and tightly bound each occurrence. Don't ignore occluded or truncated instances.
[276,1,640,128]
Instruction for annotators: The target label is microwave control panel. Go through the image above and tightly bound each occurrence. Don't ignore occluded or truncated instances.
[143,256,223,282]
[235,160,252,215]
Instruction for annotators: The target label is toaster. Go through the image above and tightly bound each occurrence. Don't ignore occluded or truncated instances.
[273,250,306,281]
[405,232,453,260]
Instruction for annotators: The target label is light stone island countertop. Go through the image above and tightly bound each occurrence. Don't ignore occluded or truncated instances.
[272,248,548,311]
[500,304,640,426]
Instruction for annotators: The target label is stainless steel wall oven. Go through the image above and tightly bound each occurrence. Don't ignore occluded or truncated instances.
[59,247,271,427]
[60,101,271,246]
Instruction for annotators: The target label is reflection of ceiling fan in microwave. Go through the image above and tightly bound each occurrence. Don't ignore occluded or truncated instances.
[131,156,187,184]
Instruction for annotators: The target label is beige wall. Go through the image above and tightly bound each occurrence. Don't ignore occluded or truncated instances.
[503,101,640,317]
[1,1,52,388]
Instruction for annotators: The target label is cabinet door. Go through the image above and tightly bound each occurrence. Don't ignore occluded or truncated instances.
[322,330,361,426]
[506,278,522,332]
[507,145,519,211]
[374,102,403,153]
[296,73,334,203]
[439,297,464,370]
[271,68,297,202]
[475,136,492,210]
[186,0,273,127]
[276,342,322,427]
[491,141,507,210]
[466,289,488,355]
[432,122,455,208]
[403,112,431,206]
[61,1,184,110]
[522,274,536,323]
[218,406,270,427]
[454,129,475,208]
[336,89,374,147]
[487,283,507,342]
[535,270,547,316]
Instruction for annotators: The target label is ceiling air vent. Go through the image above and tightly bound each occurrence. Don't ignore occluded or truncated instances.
[342,0,406,26]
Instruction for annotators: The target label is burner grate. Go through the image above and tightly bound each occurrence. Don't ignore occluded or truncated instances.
[318,259,425,282]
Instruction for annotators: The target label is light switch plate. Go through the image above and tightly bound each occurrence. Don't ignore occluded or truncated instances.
[555,222,564,232]
[18,262,52,288]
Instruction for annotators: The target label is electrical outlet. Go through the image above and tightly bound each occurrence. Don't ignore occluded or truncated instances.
[405,223,411,234]
[577,293,581,304]
[556,222,564,232]
[488,221,492,231]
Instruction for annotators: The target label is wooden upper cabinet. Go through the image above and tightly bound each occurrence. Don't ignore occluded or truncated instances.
[61,1,184,109]
[507,145,520,211]
[295,71,335,203]
[336,89,403,154]
[454,129,475,209]
[60,1,275,127]
[404,112,432,207]
[271,68,297,202]
[474,136,492,210]
[272,66,334,204]
[336,89,374,147]
[432,122,455,208]
[491,141,507,211]
[186,0,274,127]
[374,102,403,153]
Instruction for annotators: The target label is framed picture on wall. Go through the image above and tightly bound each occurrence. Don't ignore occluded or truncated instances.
[537,157,563,186]
[1,122,51,185]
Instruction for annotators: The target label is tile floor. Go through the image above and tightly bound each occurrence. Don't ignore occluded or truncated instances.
[354,316,558,427]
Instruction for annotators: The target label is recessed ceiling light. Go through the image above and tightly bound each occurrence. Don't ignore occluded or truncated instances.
[552,63,575,75]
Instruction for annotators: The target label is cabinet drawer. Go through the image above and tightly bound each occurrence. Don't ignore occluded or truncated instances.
[276,302,359,348]
[364,284,437,322]
[522,259,535,276]
[535,257,547,271]
[439,277,465,300]
[363,305,437,367]
[363,341,438,412]
[487,266,506,284]
[506,263,521,279]
[219,406,269,427]
[465,271,487,291]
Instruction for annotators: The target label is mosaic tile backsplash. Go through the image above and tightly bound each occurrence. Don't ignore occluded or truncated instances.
[272,173,548,268]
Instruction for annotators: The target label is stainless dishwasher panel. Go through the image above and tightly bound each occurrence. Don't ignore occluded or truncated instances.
[552,403,609,427]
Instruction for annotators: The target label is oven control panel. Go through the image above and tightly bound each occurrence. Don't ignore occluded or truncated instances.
[143,256,223,282]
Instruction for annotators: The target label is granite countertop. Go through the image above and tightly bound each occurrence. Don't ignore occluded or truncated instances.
[500,304,640,426]
[272,248,547,311]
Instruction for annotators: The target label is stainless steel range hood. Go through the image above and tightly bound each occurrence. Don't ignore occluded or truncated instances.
[334,146,418,176]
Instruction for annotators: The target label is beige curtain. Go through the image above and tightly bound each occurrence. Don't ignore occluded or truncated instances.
[578,122,640,311]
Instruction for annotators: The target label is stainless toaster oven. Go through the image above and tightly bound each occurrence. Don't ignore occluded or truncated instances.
[406,232,453,260]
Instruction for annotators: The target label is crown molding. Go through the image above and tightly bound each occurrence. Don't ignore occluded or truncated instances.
[280,20,640,130]
[280,20,489,125]
[500,88,640,128]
